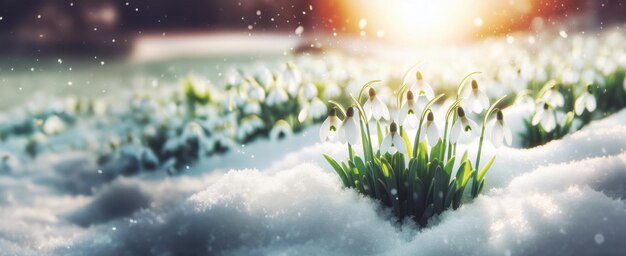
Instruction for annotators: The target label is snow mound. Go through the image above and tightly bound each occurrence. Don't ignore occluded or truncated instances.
[61,153,626,255]
[1,109,625,255]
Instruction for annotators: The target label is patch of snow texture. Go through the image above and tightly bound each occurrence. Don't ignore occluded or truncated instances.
[0,110,625,255]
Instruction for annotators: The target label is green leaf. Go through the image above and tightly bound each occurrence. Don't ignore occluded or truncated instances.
[477,155,496,182]
[401,129,412,157]
[323,154,349,187]
[444,156,456,177]
[444,182,457,209]
[430,139,442,161]
[341,162,355,188]
[455,160,473,188]
[376,121,383,147]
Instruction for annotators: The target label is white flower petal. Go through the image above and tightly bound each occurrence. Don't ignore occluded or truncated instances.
[398,104,409,124]
[450,121,461,144]
[372,100,382,120]
[363,100,373,121]
[575,95,585,116]
[379,99,390,120]
[426,123,440,146]
[503,124,513,146]
[406,114,418,129]
[393,135,406,154]
[380,135,392,154]
[319,118,330,141]
[344,119,360,145]
[531,109,544,125]
[490,123,504,148]
[586,94,597,112]
[298,106,309,122]
[478,90,490,110]
[541,111,556,132]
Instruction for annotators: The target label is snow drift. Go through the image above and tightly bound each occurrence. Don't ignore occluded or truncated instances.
[0,110,625,255]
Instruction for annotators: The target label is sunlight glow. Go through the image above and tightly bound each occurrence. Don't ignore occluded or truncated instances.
[339,0,534,45]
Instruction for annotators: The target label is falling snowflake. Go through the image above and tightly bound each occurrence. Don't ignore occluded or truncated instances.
[295,25,304,36]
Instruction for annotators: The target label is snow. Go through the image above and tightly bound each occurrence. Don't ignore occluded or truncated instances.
[0,109,625,255]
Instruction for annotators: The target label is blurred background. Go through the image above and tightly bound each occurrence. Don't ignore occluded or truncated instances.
[0,0,625,109]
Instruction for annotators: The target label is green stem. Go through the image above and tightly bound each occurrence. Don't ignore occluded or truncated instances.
[412,94,445,158]
[441,99,462,161]
[475,96,507,171]
[456,72,482,99]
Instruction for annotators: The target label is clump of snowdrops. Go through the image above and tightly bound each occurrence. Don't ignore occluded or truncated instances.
[322,71,509,225]
[519,74,626,147]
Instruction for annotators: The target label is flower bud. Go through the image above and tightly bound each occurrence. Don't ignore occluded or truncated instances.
[457,107,466,117]
[496,109,504,121]
[389,122,398,133]
[346,107,354,117]
[329,108,337,117]
[471,80,478,90]
[427,111,434,121]
[368,87,376,98]
[416,71,423,81]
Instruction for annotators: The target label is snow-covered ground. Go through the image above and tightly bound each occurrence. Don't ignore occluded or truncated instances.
[0,107,625,255]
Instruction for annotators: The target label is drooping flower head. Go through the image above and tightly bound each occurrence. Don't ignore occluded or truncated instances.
[490,110,512,148]
[302,82,318,100]
[574,85,597,116]
[363,87,390,121]
[398,91,420,129]
[450,107,479,144]
[541,85,564,108]
[338,107,360,145]
[420,111,440,146]
[380,122,406,154]
[462,80,490,114]
[265,85,289,106]
[532,102,556,132]
[298,97,327,122]
[409,71,434,100]
[320,108,342,142]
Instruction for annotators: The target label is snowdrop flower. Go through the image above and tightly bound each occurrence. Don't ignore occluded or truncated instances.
[409,71,434,100]
[363,88,390,121]
[43,115,66,135]
[450,107,479,144]
[324,81,341,99]
[243,100,261,115]
[575,85,596,116]
[462,80,490,114]
[420,111,440,146]
[338,107,360,145]
[532,102,557,132]
[255,67,274,87]
[302,82,318,100]
[237,115,264,140]
[490,110,512,148]
[265,85,289,106]
[319,108,342,142]
[380,122,406,154]
[247,83,266,102]
[298,97,327,122]
[269,119,293,141]
[280,63,302,96]
[397,91,421,129]
[541,87,564,108]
